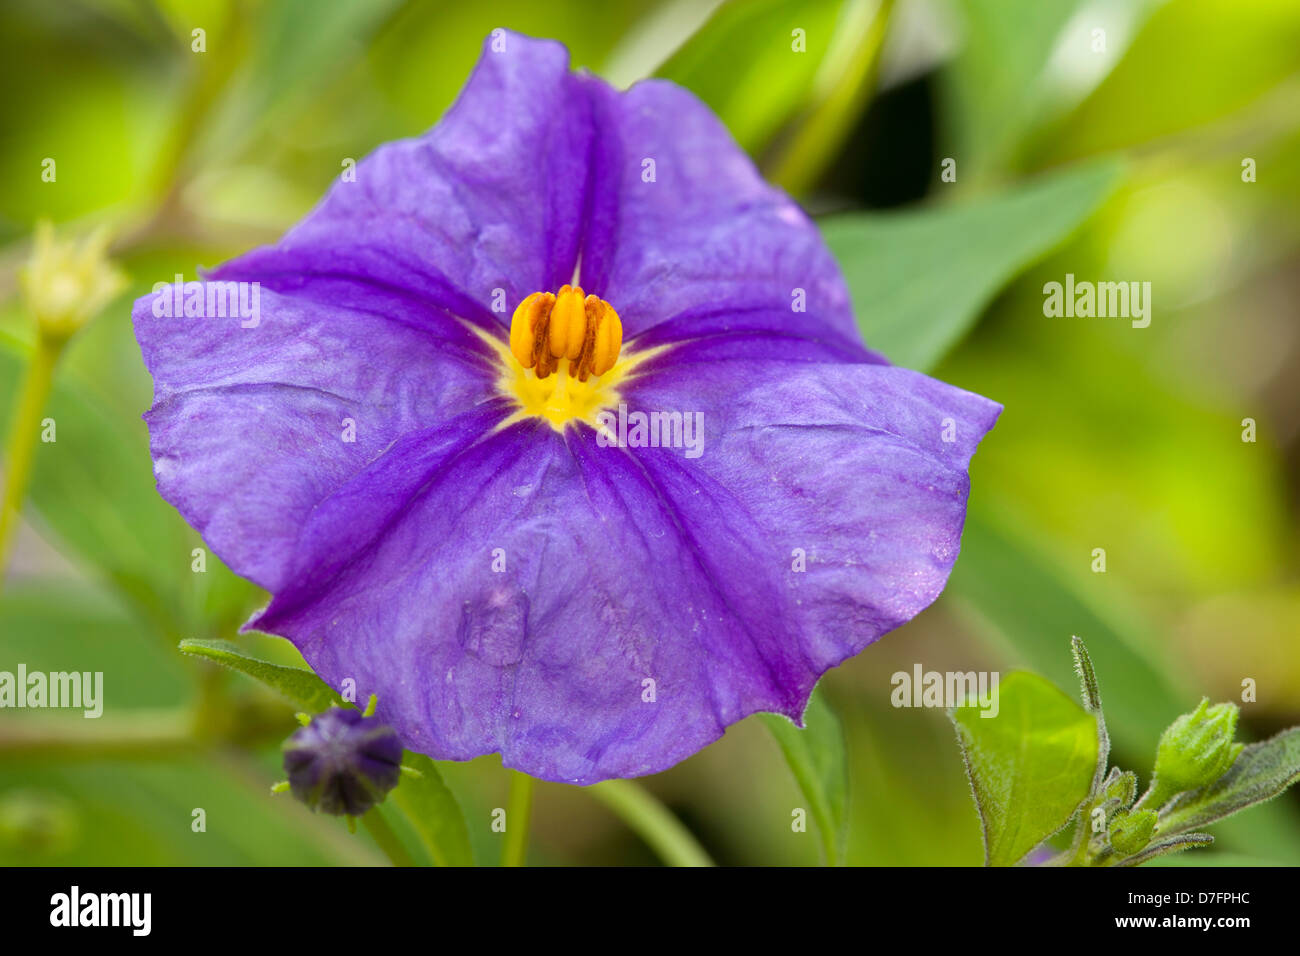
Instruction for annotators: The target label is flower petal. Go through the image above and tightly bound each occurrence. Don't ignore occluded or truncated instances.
[133,285,502,591]
[212,32,592,325]
[252,419,738,783]
[579,77,867,359]
[249,360,997,783]
[622,358,1002,672]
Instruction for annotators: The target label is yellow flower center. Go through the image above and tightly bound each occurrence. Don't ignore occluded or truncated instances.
[509,285,622,381]
[485,285,648,431]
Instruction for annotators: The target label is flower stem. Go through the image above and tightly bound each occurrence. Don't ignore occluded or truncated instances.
[588,779,715,867]
[1068,816,1096,866]
[1132,779,1171,815]
[0,708,197,760]
[501,769,535,867]
[0,334,63,579]
[363,809,416,867]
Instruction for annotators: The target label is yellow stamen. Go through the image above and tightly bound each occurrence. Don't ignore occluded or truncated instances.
[585,296,623,379]
[548,284,587,361]
[489,288,644,431]
[509,291,554,369]
[507,286,623,382]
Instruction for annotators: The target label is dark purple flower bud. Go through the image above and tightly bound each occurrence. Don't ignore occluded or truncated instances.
[283,708,403,816]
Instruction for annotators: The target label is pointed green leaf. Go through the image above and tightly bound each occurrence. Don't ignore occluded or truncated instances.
[390,752,473,868]
[1120,832,1214,867]
[760,686,848,864]
[178,638,343,713]
[951,671,1099,866]
[1071,636,1110,795]
[1157,728,1300,837]
[820,158,1122,371]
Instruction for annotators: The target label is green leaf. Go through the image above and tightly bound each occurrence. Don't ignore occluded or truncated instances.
[951,671,1099,866]
[760,686,848,864]
[2,582,188,709]
[1157,728,1300,837]
[389,752,474,867]
[249,0,403,113]
[0,588,376,866]
[370,1,657,132]
[1120,832,1214,867]
[598,1,726,88]
[948,510,1300,855]
[819,158,1122,371]
[944,0,1080,155]
[178,638,343,713]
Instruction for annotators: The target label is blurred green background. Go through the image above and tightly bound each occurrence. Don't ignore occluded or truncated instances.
[1,0,1298,866]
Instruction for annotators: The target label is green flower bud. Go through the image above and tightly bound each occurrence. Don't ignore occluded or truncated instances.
[1150,698,1244,804]
[1102,769,1137,810]
[1108,808,1157,858]
[19,221,126,343]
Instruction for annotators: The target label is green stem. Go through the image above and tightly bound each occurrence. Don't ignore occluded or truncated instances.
[1133,779,1172,815]
[0,708,197,760]
[363,809,416,868]
[588,779,715,867]
[190,661,233,743]
[501,770,535,867]
[146,1,246,204]
[0,334,64,580]
[1068,814,1096,866]
[0,700,293,760]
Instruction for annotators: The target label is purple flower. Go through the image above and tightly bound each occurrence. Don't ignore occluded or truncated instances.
[283,708,403,816]
[133,31,1000,784]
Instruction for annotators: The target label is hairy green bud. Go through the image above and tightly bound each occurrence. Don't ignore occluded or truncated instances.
[1148,699,1244,808]
[1108,808,1157,857]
